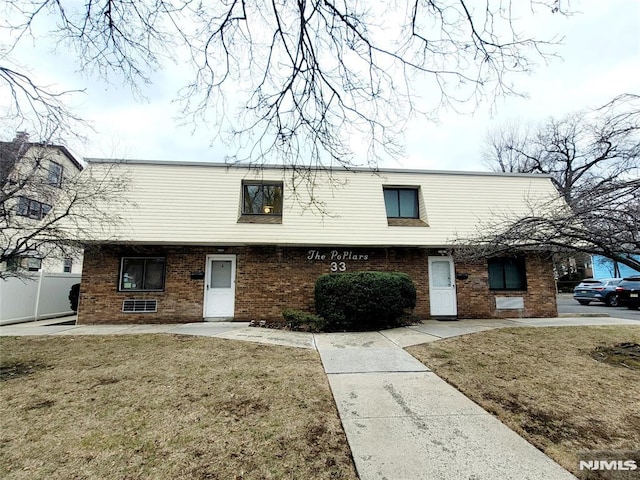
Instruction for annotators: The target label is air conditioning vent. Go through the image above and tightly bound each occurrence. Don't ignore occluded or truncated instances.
[122,299,157,313]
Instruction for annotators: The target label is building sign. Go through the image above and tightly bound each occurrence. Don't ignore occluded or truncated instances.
[307,249,369,272]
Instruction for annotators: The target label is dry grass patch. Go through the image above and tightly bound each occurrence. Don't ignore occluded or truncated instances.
[0,335,357,480]
[407,326,640,478]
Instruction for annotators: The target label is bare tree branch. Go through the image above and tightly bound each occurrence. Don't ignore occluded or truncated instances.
[466,94,640,271]
[2,0,568,168]
[0,65,86,141]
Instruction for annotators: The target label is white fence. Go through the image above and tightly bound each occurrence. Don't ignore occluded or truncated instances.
[0,272,81,325]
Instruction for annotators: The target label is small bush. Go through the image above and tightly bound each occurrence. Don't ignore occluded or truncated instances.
[314,271,417,331]
[282,309,326,332]
[69,283,80,312]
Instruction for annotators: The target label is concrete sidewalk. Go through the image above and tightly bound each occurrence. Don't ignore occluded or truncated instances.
[2,315,636,343]
[316,331,577,480]
[2,315,637,479]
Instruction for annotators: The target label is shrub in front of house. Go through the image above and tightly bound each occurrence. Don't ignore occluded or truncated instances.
[314,271,417,331]
[282,308,326,332]
[69,283,80,312]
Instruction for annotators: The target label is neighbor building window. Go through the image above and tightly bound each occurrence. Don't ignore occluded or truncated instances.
[63,258,73,273]
[242,182,283,215]
[48,161,63,187]
[488,257,527,291]
[119,257,166,291]
[6,258,20,271]
[16,197,52,220]
[383,188,419,218]
[26,257,42,272]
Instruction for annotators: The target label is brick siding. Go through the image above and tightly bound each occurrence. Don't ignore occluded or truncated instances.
[455,255,557,319]
[77,245,556,324]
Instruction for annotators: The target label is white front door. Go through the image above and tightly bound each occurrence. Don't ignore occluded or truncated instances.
[428,256,458,316]
[204,255,236,319]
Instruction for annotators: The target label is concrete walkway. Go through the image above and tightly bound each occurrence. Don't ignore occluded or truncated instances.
[316,331,577,480]
[2,315,638,479]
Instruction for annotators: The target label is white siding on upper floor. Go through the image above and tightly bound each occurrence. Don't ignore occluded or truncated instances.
[80,160,561,247]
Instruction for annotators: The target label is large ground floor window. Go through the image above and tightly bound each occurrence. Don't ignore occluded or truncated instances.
[488,257,527,291]
[119,257,166,291]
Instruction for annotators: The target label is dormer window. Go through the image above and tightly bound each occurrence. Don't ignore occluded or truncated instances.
[382,186,428,227]
[48,161,63,187]
[383,187,419,218]
[242,182,283,215]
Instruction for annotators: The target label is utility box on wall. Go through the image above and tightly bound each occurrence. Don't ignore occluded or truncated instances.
[495,296,524,310]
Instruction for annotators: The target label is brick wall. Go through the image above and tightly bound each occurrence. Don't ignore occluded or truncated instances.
[234,246,430,321]
[455,254,557,318]
[77,245,556,324]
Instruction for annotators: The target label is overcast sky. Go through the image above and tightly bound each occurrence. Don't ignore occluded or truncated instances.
[3,0,639,171]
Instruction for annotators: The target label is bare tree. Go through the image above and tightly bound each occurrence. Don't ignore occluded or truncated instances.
[464,93,640,272]
[1,1,568,167]
[1,134,128,280]
[0,65,85,142]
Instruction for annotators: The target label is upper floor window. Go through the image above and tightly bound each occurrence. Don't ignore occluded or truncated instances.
[119,257,166,291]
[63,258,73,273]
[48,161,63,187]
[488,257,527,291]
[17,196,52,220]
[242,182,283,215]
[383,188,419,218]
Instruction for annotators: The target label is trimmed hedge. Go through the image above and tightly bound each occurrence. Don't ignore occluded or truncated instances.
[314,271,416,331]
[282,308,326,332]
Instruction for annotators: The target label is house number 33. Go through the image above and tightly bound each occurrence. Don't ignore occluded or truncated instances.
[330,261,347,272]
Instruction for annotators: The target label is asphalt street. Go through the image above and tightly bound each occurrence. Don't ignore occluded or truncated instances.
[557,293,640,321]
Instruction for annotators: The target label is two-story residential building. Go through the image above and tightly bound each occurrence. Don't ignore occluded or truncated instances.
[1,133,85,275]
[1,134,86,324]
[76,159,560,324]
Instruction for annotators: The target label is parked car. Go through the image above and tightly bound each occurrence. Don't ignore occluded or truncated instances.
[616,276,640,310]
[573,278,622,306]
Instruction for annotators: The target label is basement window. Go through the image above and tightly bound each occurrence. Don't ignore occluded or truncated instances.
[119,257,166,291]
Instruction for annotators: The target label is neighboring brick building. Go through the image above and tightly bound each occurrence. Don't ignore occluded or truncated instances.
[76,160,560,324]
